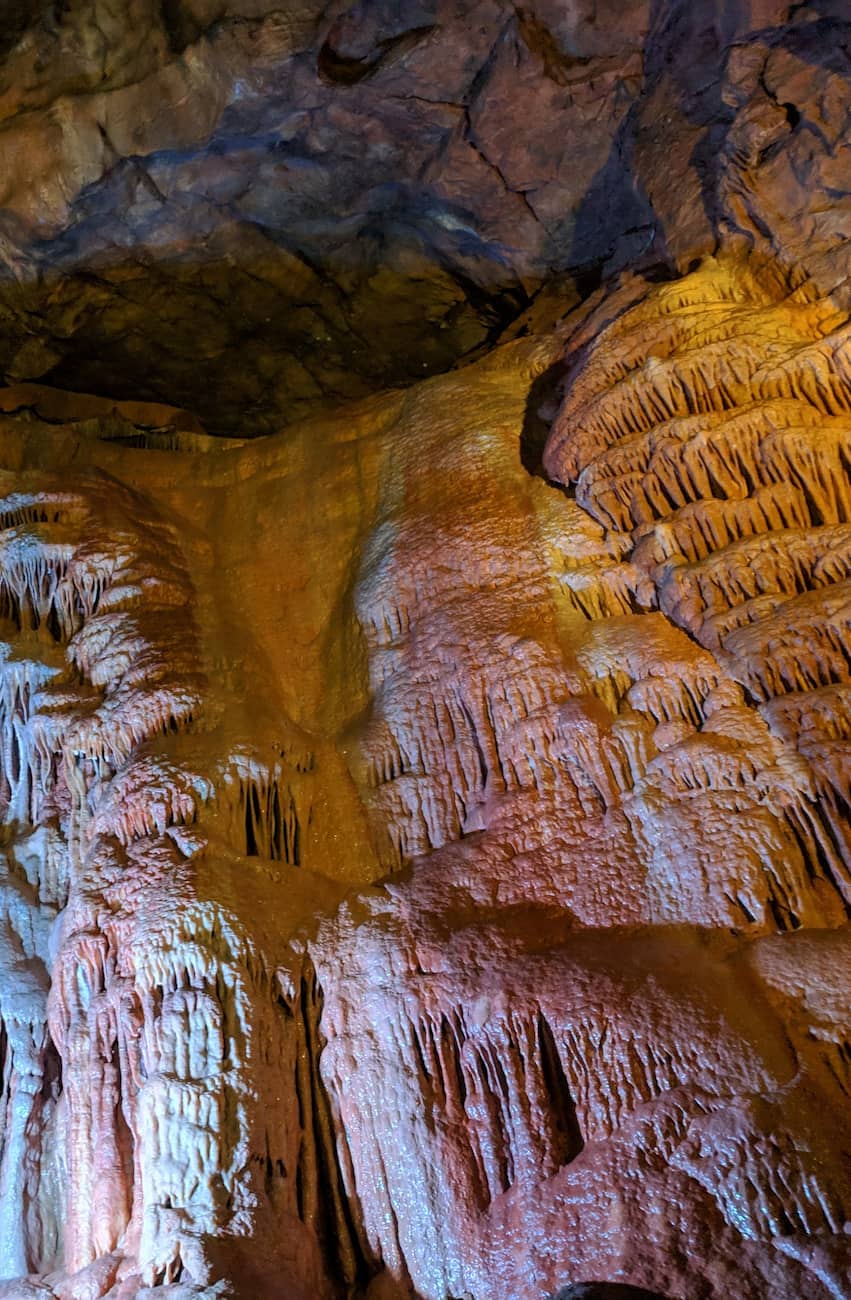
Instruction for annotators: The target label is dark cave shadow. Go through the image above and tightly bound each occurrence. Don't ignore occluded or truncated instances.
[550,1286,673,1300]
[520,355,571,481]
[0,232,531,439]
[0,145,538,437]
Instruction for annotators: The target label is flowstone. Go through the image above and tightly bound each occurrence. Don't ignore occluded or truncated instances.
[0,253,847,1299]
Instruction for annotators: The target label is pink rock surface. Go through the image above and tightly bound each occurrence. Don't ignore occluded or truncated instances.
[0,252,847,1299]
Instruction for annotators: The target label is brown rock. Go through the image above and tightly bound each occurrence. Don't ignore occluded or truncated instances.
[0,1,843,430]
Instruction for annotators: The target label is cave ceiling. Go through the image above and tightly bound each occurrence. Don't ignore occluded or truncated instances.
[0,0,846,433]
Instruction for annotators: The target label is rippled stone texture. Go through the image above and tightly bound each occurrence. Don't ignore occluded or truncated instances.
[0,251,848,1298]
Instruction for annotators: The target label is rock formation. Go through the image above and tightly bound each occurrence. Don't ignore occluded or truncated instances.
[0,3,848,1300]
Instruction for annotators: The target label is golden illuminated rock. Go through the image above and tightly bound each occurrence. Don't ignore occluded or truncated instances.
[0,252,847,1299]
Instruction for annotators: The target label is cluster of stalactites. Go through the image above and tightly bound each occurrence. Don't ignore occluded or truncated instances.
[0,476,227,1286]
[543,256,851,913]
[0,465,353,1295]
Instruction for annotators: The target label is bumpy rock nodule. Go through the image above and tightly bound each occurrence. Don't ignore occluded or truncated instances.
[0,252,848,1298]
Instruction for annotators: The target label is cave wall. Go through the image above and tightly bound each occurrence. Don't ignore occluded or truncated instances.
[0,252,849,1299]
[0,3,848,1300]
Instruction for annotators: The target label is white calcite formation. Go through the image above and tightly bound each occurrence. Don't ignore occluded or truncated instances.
[0,255,848,1300]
